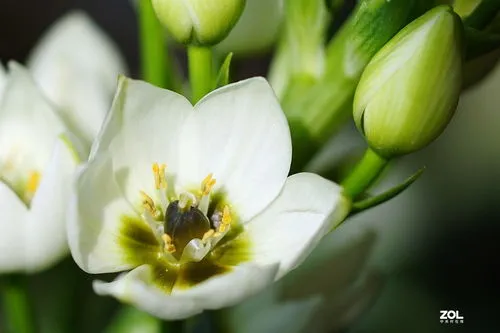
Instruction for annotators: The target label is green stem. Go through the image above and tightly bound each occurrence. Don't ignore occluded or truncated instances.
[139,0,171,88]
[188,46,213,103]
[1,276,35,333]
[341,148,389,199]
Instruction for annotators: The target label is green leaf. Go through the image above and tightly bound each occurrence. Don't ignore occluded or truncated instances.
[214,52,233,89]
[350,166,425,215]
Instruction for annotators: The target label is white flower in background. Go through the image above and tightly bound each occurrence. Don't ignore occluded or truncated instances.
[27,11,127,146]
[215,0,284,56]
[0,11,125,273]
[0,65,6,97]
[68,77,347,319]
[225,228,382,333]
[0,62,82,273]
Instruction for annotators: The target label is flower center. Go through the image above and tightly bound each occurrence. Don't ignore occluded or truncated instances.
[24,171,41,203]
[164,200,210,256]
[139,163,232,264]
[0,166,41,205]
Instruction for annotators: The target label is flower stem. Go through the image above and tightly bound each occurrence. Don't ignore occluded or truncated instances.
[138,0,171,88]
[188,46,213,103]
[1,275,35,333]
[341,148,389,199]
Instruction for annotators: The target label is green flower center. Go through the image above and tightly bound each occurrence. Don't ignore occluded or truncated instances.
[118,163,252,291]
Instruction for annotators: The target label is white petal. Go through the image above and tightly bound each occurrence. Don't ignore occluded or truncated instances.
[23,135,81,272]
[215,0,284,56]
[0,182,28,273]
[224,229,377,333]
[28,11,127,144]
[94,265,202,320]
[0,62,7,99]
[246,173,344,279]
[89,76,193,205]
[171,263,279,310]
[67,153,140,273]
[94,262,278,320]
[0,62,66,184]
[178,77,291,222]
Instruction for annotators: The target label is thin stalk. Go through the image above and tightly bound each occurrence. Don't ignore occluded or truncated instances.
[341,148,389,199]
[188,46,213,103]
[139,0,171,88]
[1,276,35,333]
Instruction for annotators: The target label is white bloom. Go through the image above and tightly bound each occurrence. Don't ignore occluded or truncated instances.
[215,0,284,56]
[0,11,126,273]
[0,62,82,273]
[27,11,127,146]
[68,76,346,319]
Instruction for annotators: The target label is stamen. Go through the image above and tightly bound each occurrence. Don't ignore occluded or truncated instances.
[202,229,215,242]
[152,163,161,189]
[162,234,176,253]
[140,191,160,219]
[199,173,216,215]
[201,173,216,195]
[24,171,41,202]
[218,206,232,233]
[152,163,168,210]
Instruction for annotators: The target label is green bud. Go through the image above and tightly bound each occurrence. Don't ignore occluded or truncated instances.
[152,0,246,46]
[353,5,464,158]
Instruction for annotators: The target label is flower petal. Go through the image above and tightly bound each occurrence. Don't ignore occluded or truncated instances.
[246,173,345,279]
[94,265,202,320]
[24,135,81,272]
[0,182,28,273]
[171,263,279,310]
[224,229,377,333]
[67,153,139,274]
[215,0,284,56]
[0,62,66,185]
[28,11,127,144]
[178,77,291,222]
[94,262,278,320]
[0,62,7,99]
[89,76,193,205]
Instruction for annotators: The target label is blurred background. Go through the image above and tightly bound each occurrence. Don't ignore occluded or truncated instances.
[0,0,499,332]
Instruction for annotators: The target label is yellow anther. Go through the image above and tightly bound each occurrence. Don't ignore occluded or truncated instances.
[218,224,228,233]
[24,171,41,202]
[152,163,167,190]
[140,191,158,217]
[217,206,232,233]
[222,206,231,225]
[26,171,42,196]
[201,173,216,195]
[202,229,215,242]
[162,234,176,253]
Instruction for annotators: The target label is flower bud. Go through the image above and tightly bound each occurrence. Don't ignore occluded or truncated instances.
[353,5,464,158]
[152,0,246,46]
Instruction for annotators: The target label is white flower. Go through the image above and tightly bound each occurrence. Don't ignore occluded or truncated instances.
[0,62,82,273]
[215,0,284,56]
[68,76,346,320]
[0,11,124,273]
[27,11,127,146]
